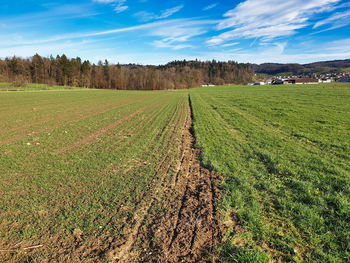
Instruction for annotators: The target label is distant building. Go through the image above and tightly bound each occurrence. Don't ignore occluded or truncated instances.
[272,79,284,85]
[295,78,319,84]
[253,82,265,85]
[319,78,332,83]
[283,79,296,84]
[336,77,350,83]
[247,82,265,86]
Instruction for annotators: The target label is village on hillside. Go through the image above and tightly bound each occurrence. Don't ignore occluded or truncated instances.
[249,72,350,85]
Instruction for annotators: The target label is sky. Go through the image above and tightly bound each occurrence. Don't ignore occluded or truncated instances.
[0,0,350,65]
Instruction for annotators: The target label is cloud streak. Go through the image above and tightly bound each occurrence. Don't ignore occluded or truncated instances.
[134,5,183,22]
[313,9,350,30]
[207,0,341,45]
[0,18,217,49]
[93,0,128,13]
[203,3,217,11]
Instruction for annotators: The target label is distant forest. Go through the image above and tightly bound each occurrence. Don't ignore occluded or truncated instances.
[0,54,254,90]
[250,59,350,75]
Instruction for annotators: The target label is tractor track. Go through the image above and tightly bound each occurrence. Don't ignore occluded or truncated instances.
[106,96,223,262]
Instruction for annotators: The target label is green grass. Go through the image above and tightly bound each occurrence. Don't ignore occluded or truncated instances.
[0,82,82,91]
[2,83,350,262]
[0,88,188,262]
[190,83,350,262]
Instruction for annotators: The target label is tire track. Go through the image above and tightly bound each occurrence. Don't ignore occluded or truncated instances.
[139,95,223,262]
[105,95,223,262]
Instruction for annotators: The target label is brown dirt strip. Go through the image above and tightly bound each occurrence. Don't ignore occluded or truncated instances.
[105,96,223,262]
[0,95,154,146]
[55,105,149,154]
[138,96,223,262]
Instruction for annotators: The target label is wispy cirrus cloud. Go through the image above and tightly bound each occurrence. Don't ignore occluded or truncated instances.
[313,9,350,31]
[203,3,217,11]
[207,0,341,45]
[134,5,183,22]
[115,4,128,13]
[147,19,217,50]
[158,5,184,19]
[93,0,128,13]
[0,17,215,58]
[93,0,116,3]
[222,42,239,47]
[0,3,99,29]
[152,40,193,50]
[0,18,216,49]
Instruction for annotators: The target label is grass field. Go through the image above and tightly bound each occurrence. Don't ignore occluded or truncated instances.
[1,83,349,262]
[190,83,350,262]
[0,88,199,262]
[0,82,81,91]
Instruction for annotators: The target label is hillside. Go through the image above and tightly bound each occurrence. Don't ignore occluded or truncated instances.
[251,59,350,75]
[0,55,253,90]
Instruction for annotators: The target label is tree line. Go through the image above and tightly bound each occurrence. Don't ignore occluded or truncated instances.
[0,54,254,90]
[250,59,350,75]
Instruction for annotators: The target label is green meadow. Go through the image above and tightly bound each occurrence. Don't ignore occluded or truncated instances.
[190,83,350,262]
[1,83,349,262]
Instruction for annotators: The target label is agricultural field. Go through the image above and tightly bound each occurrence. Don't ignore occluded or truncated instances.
[0,83,80,91]
[1,83,349,262]
[0,88,220,262]
[190,83,350,262]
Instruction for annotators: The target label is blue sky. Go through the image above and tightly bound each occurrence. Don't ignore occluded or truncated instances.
[1,0,350,64]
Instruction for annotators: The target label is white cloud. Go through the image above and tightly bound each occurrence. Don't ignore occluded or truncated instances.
[93,0,128,13]
[147,19,217,50]
[222,42,239,47]
[198,39,350,64]
[115,5,128,13]
[134,5,183,21]
[158,5,183,19]
[93,0,116,3]
[203,3,217,11]
[152,40,193,50]
[0,18,216,55]
[134,11,155,21]
[313,9,350,30]
[207,0,341,45]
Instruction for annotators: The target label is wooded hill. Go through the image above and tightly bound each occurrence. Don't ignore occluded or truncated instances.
[250,59,350,75]
[0,54,253,90]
